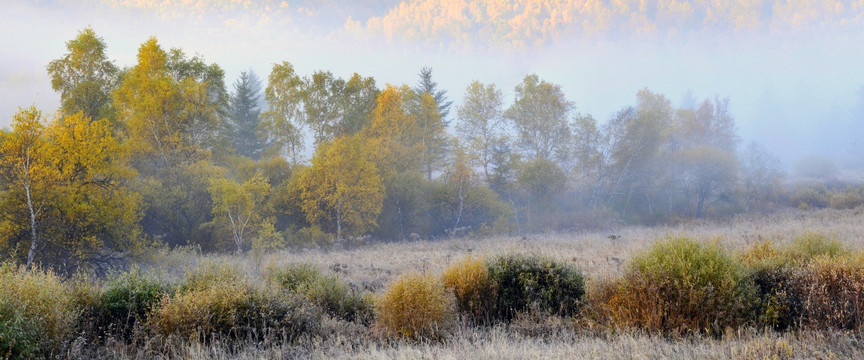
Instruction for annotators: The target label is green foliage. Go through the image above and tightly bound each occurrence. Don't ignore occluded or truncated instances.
[375,272,457,340]
[228,70,265,159]
[486,254,585,321]
[92,269,169,338]
[505,74,573,162]
[46,27,119,121]
[599,237,756,335]
[0,262,79,358]
[207,172,273,254]
[265,263,372,323]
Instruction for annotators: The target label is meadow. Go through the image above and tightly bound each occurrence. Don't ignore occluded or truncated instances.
[4,207,864,359]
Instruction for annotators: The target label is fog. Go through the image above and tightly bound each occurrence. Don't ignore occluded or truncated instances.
[2,0,863,172]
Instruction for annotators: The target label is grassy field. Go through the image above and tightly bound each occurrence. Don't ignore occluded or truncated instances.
[6,207,864,359]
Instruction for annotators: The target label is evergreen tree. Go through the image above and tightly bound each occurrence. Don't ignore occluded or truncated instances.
[229,70,264,159]
[414,67,453,126]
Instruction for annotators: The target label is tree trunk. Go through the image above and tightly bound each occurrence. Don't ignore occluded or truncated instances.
[25,183,38,269]
[336,198,342,241]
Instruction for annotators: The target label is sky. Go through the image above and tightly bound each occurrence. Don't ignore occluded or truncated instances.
[2,0,863,169]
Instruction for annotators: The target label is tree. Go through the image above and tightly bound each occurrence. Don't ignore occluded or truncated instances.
[260,61,305,164]
[505,74,573,163]
[302,71,379,144]
[444,143,476,236]
[229,70,265,158]
[338,73,379,137]
[299,136,384,240]
[414,67,453,126]
[207,172,272,254]
[457,81,506,182]
[46,27,119,122]
[0,108,49,268]
[603,89,674,219]
[740,142,785,212]
[362,85,425,177]
[113,38,227,247]
[302,70,345,144]
[673,98,740,217]
[408,91,449,180]
[517,158,568,228]
[0,108,140,272]
[113,37,224,169]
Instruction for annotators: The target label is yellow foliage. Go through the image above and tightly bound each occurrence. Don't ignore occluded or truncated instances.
[299,135,383,239]
[376,271,457,339]
[441,255,496,321]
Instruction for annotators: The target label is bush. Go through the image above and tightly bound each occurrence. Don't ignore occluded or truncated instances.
[441,255,496,322]
[740,233,846,268]
[599,237,756,335]
[740,234,852,331]
[828,187,864,209]
[788,232,847,262]
[151,261,320,342]
[265,263,372,323]
[789,183,828,209]
[798,257,864,330]
[375,272,457,340]
[486,254,585,321]
[91,269,170,339]
[0,262,79,358]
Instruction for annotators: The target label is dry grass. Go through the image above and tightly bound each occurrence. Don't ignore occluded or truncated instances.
[28,207,864,358]
[70,326,864,359]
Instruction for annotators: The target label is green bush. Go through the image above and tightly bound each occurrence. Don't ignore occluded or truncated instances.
[375,272,457,340]
[487,254,585,321]
[0,262,79,358]
[599,237,756,335]
[265,263,372,323]
[92,269,170,339]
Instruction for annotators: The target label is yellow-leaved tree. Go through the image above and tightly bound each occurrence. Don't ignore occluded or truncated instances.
[0,107,141,272]
[299,135,383,241]
[207,172,276,254]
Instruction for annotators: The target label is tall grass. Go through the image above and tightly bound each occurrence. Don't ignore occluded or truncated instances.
[0,262,80,358]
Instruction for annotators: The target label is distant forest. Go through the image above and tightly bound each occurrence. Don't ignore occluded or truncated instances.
[1,28,857,274]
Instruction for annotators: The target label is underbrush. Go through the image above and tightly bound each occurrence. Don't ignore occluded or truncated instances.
[0,262,79,358]
[3,229,864,357]
[592,237,756,335]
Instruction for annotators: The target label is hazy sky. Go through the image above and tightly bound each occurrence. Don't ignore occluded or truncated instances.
[2,0,863,167]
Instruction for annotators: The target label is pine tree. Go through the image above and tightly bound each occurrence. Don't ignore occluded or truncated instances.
[229,70,264,159]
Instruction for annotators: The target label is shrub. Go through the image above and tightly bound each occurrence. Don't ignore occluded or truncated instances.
[787,232,847,262]
[798,257,864,330]
[828,187,864,209]
[375,272,457,340]
[789,183,828,209]
[265,263,372,323]
[441,255,496,322]
[92,270,170,339]
[486,254,585,321]
[740,233,846,268]
[599,237,756,335]
[0,262,79,358]
[151,261,320,343]
[740,235,852,331]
